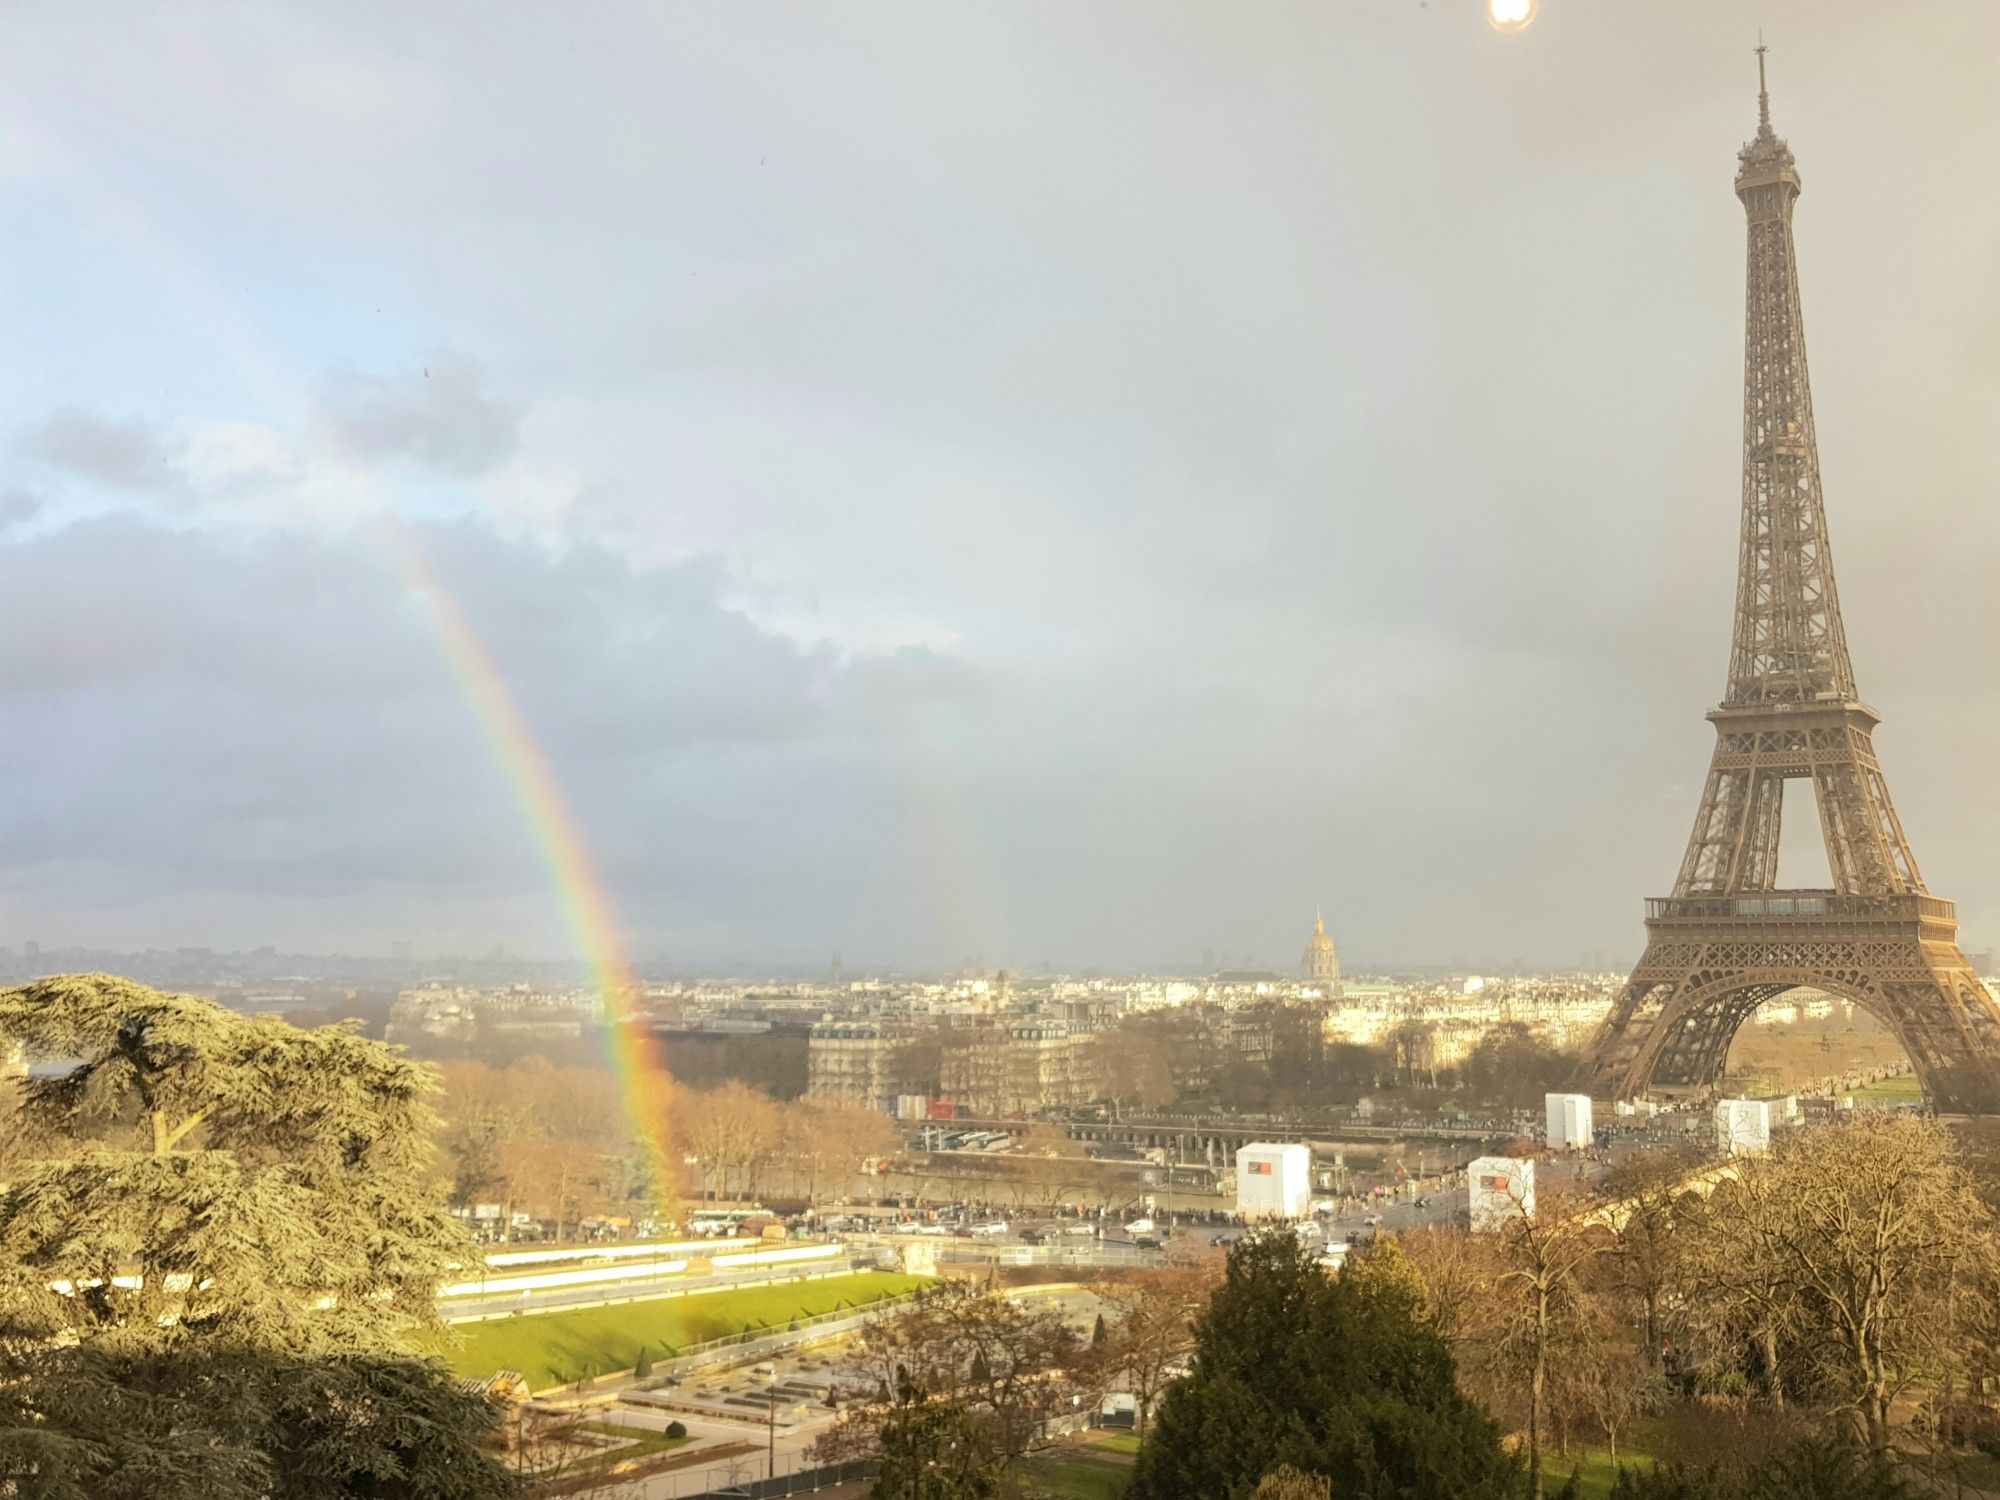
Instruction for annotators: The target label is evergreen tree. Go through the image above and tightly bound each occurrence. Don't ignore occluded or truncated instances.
[1126,1233,1520,1500]
[0,975,516,1499]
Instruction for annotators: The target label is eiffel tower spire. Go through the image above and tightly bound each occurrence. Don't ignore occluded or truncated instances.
[1583,52,2000,1114]
[1725,41,1853,710]
[1669,47,1924,900]
[1754,33,1772,138]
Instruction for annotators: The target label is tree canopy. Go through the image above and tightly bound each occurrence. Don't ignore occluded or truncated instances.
[0,974,514,1500]
[1126,1233,1521,1500]
[815,1277,1082,1477]
[873,1369,1001,1500]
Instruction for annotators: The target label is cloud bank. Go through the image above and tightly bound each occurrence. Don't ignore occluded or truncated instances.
[0,2,1994,969]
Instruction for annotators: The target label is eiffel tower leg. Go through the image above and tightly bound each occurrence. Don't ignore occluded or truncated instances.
[1587,942,1719,1100]
[1878,957,2000,1114]
[1585,934,2000,1113]
[1587,945,1781,1102]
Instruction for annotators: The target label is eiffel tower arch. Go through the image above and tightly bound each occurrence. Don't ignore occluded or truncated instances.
[1584,52,2000,1115]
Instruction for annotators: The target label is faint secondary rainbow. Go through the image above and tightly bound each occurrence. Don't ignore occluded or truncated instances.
[379,524,678,1191]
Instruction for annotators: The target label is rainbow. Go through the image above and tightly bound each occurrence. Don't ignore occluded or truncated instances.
[379,523,679,1200]
[12,106,682,1204]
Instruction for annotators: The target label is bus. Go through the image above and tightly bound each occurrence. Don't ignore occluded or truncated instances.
[688,1207,767,1237]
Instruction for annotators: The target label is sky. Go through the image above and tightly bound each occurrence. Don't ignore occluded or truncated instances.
[0,2,1995,974]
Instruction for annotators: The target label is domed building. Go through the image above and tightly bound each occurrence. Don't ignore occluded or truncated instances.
[1302,912,1340,991]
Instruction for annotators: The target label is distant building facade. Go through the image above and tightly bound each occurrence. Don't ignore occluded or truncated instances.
[940,1018,1096,1117]
[806,1021,912,1104]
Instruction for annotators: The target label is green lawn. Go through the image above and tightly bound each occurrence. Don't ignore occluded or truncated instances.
[1017,1431,1655,1500]
[433,1271,925,1390]
[1544,1446,1654,1499]
[1016,1432,1139,1500]
[1849,1073,1923,1104]
[573,1423,692,1471]
[1547,1440,2000,1497]
[1016,1454,1128,1500]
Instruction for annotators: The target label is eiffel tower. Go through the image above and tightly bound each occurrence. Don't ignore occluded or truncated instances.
[1584,49,2000,1114]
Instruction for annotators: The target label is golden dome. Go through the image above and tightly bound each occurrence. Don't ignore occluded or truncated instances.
[1303,911,1340,984]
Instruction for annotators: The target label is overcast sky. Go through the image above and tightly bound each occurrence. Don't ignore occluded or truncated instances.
[0,2,1994,973]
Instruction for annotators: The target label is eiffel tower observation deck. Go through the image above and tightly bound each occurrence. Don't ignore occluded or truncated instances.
[1584,49,2000,1114]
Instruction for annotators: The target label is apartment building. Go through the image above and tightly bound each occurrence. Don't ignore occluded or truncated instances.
[805,1020,913,1104]
[940,1018,1097,1116]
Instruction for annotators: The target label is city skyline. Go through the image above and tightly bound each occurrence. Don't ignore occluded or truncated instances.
[0,5,1996,970]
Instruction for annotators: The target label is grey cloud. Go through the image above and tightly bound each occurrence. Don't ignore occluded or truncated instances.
[0,492,43,530]
[833,647,984,722]
[0,4,1995,968]
[18,410,183,497]
[0,514,985,958]
[319,358,522,475]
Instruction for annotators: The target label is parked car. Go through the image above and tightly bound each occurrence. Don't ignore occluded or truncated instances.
[1134,1236,1163,1251]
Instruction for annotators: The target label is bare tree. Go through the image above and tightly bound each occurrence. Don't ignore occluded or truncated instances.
[1672,1155,1806,1409]
[1750,1114,1999,1446]
[677,1082,782,1204]
[1090,1259,1220,1446]
[1387,1020,1442,1090]
[1487,1191,1613,1500]
[1598,1144,1704,1367]
[1572,1343,1665,1469]
[1252,1466,1331,1500]
[1006,1123,1094,1217]
[814,1280,1083,1473]
[510,1403,601,1485]
[435,1057,659,1238]
[780,1098,899,1212]
[1395,1223,1494,1358]
[434,1058,534,1233]
[1096,1025,1178,1118]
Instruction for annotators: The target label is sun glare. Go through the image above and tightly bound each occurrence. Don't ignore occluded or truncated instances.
[1488,0,1538,33]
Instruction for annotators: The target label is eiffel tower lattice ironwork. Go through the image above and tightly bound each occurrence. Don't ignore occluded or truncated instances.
[1584,49,2000,1113]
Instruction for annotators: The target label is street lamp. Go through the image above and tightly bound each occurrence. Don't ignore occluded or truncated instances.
[755,1361,777,1478]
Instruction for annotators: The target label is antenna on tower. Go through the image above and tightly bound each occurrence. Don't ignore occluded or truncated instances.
[1755,32,1771,134]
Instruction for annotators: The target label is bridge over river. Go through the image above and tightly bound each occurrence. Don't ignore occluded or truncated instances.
[940,1114,1515,1159]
